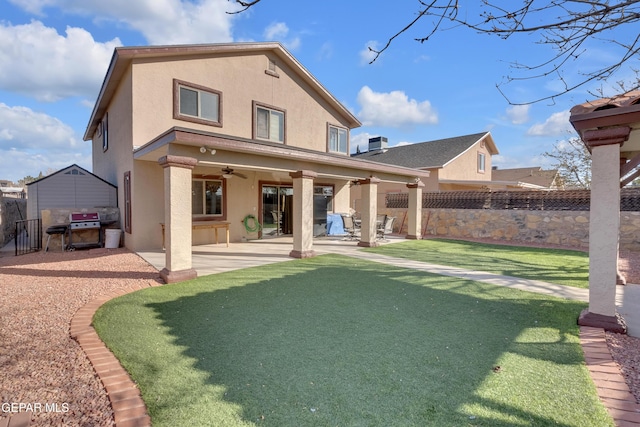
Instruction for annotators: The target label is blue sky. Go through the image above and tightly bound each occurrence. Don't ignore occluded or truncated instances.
[1,0,638,183]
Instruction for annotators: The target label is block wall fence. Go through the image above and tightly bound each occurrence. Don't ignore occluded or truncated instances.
[381,208,640,251]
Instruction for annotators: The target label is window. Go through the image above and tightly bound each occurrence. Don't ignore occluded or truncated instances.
[477,152,486,173]
[174,79,222,126]
[328,125,348,154]
[101,114,108,152]
[192,179,225,217]
[254,103,285,143]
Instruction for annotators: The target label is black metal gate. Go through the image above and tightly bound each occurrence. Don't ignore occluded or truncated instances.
[14,219,42,256]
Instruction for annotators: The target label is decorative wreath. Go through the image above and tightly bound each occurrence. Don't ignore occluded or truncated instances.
[242,214,262,233]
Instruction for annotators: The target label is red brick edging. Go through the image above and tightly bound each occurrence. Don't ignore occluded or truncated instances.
[580,326,640,426]
[69,280,162,427]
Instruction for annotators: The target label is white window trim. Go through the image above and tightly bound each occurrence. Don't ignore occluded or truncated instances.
[327,124,349,155]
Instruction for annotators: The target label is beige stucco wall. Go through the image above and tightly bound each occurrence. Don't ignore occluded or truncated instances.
[130,52,353,153]
[438,142,493,181]
[89,48,376,252]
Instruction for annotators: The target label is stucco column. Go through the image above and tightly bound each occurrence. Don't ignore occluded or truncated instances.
[406,180,424,240]
[289,170,317,259]
[357,177,380,248]
[158,155,198,284]
[578,127,630,333]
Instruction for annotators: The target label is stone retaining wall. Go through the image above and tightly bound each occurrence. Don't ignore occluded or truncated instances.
[380,208,640,251]
[0,198,27,248]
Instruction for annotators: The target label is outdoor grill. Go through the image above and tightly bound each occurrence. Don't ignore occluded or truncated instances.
[68,212,102,249]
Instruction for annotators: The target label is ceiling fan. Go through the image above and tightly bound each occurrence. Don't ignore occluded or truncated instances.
[222,167,247,179]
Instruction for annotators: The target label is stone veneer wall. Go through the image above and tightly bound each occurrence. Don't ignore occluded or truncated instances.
[0,198,27,248]
[380,208,640,251]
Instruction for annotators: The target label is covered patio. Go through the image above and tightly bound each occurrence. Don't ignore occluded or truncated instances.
[137,234,406,277]
[133,128,430,283]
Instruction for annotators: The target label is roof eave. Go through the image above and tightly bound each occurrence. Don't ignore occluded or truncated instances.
[83,42,361,142]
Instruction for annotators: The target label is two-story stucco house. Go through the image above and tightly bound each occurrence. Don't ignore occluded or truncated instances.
[83,42,429,283]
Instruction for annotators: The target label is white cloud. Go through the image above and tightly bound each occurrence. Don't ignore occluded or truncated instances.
[505,104,530,125]
[0,103,90,181]
[264,22,289,40]
[356,86,438,128]
[0,103,81,150]
[9,0,237,45]
[527,110,572,136]
[0,20,120,102]
[359,41,378,65]
[263,22,300,51]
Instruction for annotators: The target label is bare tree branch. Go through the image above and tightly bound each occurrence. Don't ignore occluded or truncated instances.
[227,0,262,14]
[230,0,640,104]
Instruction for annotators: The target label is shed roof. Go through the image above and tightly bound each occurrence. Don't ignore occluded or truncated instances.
[26,164,116,188]
[352,132,498,169]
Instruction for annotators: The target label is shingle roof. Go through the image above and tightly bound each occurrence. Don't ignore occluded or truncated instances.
[352,132,496,169]
[492,167,560,188]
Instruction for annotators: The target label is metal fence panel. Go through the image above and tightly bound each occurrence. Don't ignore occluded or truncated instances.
[385,188,640,211]
[14,219,42,256]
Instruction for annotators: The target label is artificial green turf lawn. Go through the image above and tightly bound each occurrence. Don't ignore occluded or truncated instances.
[364,238,590,288]
[93,254,612,427]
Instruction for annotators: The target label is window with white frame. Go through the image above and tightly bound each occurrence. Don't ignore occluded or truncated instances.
[174,80,221,126]
[477,152,486,173]
[192,179,224,217]
[328,125,348,154]
[255,104,285,142]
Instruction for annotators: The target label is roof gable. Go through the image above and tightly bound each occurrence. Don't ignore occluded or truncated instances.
[84,42,361,141]
[353,132,498,169]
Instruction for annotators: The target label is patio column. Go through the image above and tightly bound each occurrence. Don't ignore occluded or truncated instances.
[578,127,630,333]
[357,177,380,248]
[406,180,424,240]
[158,155,198,284]
[289,170,317,259]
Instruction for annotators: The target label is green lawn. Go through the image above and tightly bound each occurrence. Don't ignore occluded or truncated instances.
[365,238,590,288]
[93,253,611,426]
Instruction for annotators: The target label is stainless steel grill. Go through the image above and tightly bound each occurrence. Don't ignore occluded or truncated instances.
[68,212,101,249]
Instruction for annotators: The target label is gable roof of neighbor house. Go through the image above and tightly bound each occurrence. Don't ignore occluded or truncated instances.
[83,42,361,141]
[492,167,561,189]
[352,132,498,169]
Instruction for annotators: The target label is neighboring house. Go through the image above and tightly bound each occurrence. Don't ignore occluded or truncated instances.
[83,42,429,283]
[26,164,117,219]
[352,133,507,210]
[0,180,25,199]
[491,167,563,190]
[353,133,499,192]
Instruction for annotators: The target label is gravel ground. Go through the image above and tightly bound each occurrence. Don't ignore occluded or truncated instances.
[0,243,638,426]
[0,248,159,426]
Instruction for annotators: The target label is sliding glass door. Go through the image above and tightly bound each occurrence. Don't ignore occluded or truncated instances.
[262,185,293,236]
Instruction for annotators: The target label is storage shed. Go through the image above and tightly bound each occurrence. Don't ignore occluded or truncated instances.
[26,164,117,219]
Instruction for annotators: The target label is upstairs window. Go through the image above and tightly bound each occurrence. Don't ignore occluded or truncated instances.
[174,79,222,126]
[477,152,486,173]
[254,103,285,143]
[328,125,348,154]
